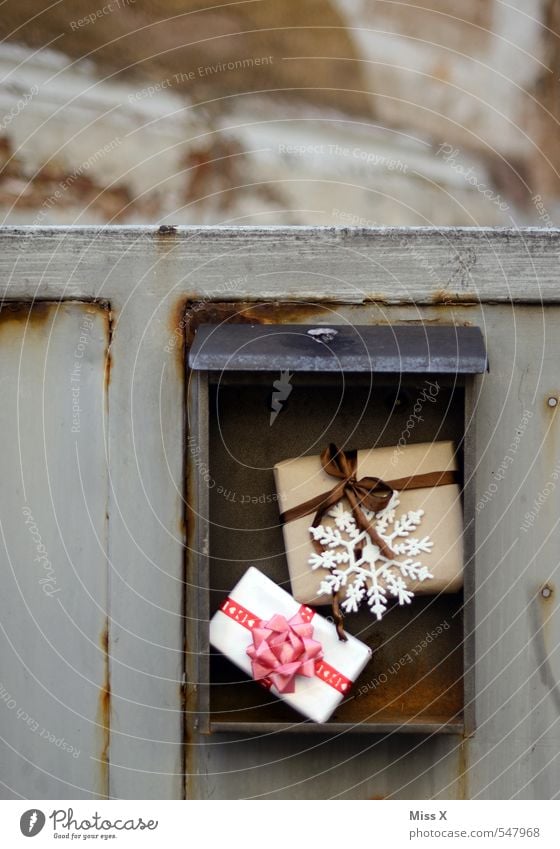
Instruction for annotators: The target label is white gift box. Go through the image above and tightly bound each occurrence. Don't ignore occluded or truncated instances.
[209,566,372,724]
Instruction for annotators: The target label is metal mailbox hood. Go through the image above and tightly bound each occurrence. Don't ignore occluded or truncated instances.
[188,323,488,373]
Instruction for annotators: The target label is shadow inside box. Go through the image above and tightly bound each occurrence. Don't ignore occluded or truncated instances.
[206,373,466,733]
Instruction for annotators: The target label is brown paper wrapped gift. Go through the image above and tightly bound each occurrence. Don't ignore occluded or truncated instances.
[274,441,463,608]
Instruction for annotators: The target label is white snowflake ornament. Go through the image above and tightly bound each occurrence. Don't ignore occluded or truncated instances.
[309,491,434,620]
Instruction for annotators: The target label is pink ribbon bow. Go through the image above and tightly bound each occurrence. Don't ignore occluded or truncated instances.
[246,611,324,694]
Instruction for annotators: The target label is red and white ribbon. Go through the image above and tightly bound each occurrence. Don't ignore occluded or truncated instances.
[219,597,352,695]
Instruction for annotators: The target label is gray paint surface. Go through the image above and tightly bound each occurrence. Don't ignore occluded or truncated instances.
[0,227,558,799]
[0,303,109,799]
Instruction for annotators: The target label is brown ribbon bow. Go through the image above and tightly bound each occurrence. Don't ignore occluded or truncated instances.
[280,443,458,641]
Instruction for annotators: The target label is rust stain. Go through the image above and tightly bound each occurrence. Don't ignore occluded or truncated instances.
[539,585,555,649]
[101,293,112,752]
[168,296,189,381]
[430,290,481,305]
[103,305,113,392]
[0,300,55,329]
[181,298,477,353]
[96,620,110,800]
[182,300,331,351]
[0,299,112,337]
[542,392,558,508]
[100,619,109,655]
[177,510,187,540]
[104,349,112,391]
[350,603,464,724]
[541,583,554,601]
[390,317,474,326]
[351,295,479,309]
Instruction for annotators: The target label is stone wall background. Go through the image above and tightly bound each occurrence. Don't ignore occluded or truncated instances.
[0,0,558,227]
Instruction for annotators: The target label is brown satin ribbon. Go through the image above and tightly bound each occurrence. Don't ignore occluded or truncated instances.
[280,443,459,641]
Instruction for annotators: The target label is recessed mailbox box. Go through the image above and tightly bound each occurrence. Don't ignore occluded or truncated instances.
[187,320,487,735]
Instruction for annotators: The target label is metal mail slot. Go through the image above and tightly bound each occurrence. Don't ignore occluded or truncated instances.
[186,315,487,735]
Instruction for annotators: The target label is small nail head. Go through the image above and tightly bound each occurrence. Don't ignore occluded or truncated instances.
[541,586,552,598]
[547,396,558,408]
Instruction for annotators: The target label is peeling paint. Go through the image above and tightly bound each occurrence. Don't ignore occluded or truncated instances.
[430,290,482,305]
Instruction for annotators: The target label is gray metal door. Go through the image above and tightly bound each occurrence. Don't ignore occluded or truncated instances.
[0,227,559,800]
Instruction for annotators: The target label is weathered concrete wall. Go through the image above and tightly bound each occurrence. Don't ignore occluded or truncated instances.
[0,1,558,226]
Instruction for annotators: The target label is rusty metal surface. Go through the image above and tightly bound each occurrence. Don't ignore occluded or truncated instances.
[1,229,559,799]
[3,227,560,306]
